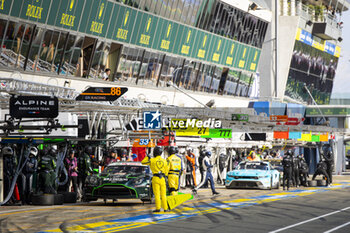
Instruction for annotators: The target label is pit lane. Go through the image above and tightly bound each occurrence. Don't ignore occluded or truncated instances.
[1,176,350,232]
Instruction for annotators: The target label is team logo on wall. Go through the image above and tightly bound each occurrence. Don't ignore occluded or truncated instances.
[143,111,162,129]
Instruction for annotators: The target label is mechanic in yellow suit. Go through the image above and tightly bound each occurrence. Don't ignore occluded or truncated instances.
[167,146,182,195]
[142,146,169,212]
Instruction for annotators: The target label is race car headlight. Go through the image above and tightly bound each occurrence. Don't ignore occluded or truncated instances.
[89,176,98,185]
[134,177,145,185]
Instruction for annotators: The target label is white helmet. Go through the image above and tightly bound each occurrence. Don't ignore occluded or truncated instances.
[29,147,38,157]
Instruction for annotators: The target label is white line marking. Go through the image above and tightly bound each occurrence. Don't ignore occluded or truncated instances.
[324,221,350,233]
[269,206,350,233]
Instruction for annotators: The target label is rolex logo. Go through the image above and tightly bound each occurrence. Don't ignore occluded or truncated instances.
[98,3,104,19]
[124,11,129,26]
[69,0,74,11]
[166,24,171,38]
[146,17,151,32]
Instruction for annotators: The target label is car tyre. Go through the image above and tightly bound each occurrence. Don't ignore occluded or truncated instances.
[31,194,55,205]
[61,192,77,203]
[54,194,64,205]
[308,180,317,187]
[269,177,273,190]
[317,180,327,186]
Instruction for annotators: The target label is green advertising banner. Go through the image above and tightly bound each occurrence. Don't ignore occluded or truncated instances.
[0,0,13,15]
[306,107,350,116]
[201,129,232,138]
[49,0,85,31]
[223,39,239,67]
[235,45,249,70]
[5,0,262,73]
[208,36,226,64]
[247,49,260,72]
[131,12,159,48]
[85,0,113,38]
[13,0,51,24]
[174,25,197,57]
[152,18,179,53]
[192,30,212,61]
[112,5,137,43]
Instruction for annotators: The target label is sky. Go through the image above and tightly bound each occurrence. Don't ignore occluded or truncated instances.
[331,9,350,97]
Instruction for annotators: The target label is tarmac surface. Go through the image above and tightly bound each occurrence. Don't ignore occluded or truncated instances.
[1,176,350,233]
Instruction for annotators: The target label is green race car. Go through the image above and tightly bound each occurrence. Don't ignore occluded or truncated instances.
[83,162,152,203]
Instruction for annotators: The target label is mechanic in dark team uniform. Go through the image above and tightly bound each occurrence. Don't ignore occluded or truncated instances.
[298,154,309,186]
[38,147,57,194]
[78,146,94,199]
[2,146,19,204]
[23,147,38,204]
[292,153,301,187]
[323,145,334,185]
[282,150,293,190]
[312,160,330,185]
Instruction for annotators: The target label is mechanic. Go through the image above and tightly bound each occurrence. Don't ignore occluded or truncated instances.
[218,152,228,184]
[185,148,197,188]
[312,160,330,185]
[193,151,220,195]
[247,151,260,161]
[323,145,334,185]
[38,146,57,194]
[65,149,78,193]
[118,148,131,162]
[141,146,169,212]
[3,146,19,204]
[167,146,182,195]
[78,146,94,200]
[292,153,301,187]
[22,147,38,204]
[298,154,309,186]
[282,150,293,191]
[198,148,208,188]
[104,148,119,166]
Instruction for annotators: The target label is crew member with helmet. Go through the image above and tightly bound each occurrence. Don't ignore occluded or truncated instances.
[323,144,334,185]
[2,146,19,204]
[292,153,301,187]
[141,146,169,212]
[38,146,57,194]
[78,146,93,199]
[118,148,131,161]
[23,147,38,204]
[185,148,197,188]
[282,150,294,190]
[193,150,220,195]
[312,160,330,185]
[298,154,309,186]
[167,146,182,195]
[104,148,119,166]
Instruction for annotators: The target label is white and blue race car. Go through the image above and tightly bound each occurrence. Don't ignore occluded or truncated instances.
[225,161,280,189]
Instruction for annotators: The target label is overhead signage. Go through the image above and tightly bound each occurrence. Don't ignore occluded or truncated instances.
[10,96,58,118]
[232,114,249,122]
[76,87,128,101]
[296,28,340,57]
[201,129,232,138]
[132,139,155,147]
[244,133,266,141]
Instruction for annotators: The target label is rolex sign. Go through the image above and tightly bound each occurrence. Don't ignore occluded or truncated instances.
[10,96,59,118]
